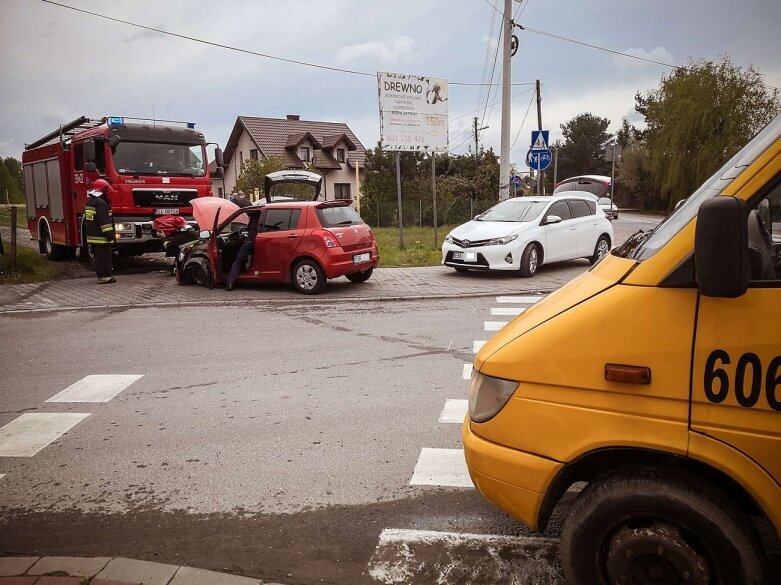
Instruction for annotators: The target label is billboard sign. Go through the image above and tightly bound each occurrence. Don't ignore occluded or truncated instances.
[378,71,448,152]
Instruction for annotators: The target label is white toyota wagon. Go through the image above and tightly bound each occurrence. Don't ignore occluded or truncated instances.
[442,193,614,277]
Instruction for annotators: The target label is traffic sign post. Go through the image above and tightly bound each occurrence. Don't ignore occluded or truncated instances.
[526,149,552,171]
[528,130,551,194]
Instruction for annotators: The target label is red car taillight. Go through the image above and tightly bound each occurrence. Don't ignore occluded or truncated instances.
[313,229,340,248]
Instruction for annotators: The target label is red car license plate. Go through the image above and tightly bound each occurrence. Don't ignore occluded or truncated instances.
[353,252,371,264]
[155,208,180,215]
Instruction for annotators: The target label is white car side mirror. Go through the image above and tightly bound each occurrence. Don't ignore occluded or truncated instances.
[544,215,562,225]
[199,230,211,239]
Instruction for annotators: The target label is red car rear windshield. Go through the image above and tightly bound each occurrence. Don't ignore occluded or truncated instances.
[316,206,364,227]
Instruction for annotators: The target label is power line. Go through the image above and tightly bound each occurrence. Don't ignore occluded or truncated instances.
[40,0,534,87]
[511,90,536,150]
[451,87,533,121]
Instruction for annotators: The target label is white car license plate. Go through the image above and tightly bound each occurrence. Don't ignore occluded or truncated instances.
[353,252,371,264]
[155,208,180,215]
[453,251,476,262]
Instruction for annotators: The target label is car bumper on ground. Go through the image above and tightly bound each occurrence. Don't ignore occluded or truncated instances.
[441,242,524,271]
[462,418,562,531]
[322,245,379,279]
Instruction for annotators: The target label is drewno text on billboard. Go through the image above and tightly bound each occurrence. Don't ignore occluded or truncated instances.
[378,71,449,152]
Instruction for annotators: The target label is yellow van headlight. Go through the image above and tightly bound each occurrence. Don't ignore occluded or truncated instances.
[468,370,519,423]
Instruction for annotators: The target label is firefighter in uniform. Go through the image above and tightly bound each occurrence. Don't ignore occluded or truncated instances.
[84,179,116,284]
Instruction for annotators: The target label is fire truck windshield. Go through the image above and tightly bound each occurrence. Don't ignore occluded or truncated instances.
[112,142,206,177]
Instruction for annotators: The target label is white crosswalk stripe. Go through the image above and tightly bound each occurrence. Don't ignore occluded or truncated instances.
[490,306,526,316]
[473,340,486,353]
[410,447,473,488]
[484,321,508,331]
[367,528,561,585]
[462,363,473,380]
[438,399,468,424]
[496,295,544,304]
[46,374,143,403]
[0,413,91,457]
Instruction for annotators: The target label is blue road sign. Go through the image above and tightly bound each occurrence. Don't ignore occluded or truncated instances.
[526,148,552,171]
[530,130,550,151]
[511,175,523,187]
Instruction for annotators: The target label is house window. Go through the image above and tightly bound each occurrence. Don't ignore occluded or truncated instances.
[336,148,346,163]
[239,151,244,167]
[300,146,311,162]
[334,183,351,200]
[250,149,258,161]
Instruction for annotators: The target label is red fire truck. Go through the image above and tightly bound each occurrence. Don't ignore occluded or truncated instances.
[22,116,224,260]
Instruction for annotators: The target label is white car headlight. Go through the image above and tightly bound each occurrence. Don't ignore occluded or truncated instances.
[468,370,519,423]
[445,234,455,244]
[485,234,518,246]
[115,223,133,232]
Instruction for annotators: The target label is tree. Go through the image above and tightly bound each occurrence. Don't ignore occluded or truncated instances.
[234,156,287,195]
[638,57,779,207]
[546,114,613,192]
[0,158,25,204]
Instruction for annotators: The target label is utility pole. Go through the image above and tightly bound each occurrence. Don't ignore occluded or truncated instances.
[499,0,512,200]
[535,79,543,195]
[472,117,489,174]
[473,116,488,218]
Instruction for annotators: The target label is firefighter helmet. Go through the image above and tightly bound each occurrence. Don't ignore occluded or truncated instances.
[92,179,110,194]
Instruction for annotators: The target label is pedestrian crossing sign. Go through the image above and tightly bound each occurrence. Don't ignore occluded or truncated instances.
[531,130,549,151]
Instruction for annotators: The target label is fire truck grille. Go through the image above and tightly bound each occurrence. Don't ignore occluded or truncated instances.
[132,190,199,208]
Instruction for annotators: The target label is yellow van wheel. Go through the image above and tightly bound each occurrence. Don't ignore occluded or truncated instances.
[560,471,766,585]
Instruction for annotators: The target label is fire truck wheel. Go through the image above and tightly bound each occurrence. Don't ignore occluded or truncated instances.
[79,226,92,263]
[39,225,66,261]
[560,470,766,585]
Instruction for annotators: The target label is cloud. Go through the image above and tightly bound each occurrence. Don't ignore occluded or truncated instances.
[612,46,675,69]
[336,36,417,66]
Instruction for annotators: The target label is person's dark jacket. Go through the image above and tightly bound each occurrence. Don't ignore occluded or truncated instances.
[85,195,115,245]
[233,195,252,208]
[162,229,199,257]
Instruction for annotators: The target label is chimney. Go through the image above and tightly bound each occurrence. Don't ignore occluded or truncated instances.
[286,114,300,121]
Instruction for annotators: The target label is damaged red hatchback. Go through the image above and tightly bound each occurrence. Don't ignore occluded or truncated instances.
[177,170,379,294]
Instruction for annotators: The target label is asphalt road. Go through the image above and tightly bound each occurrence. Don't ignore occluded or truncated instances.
[1,212,707,585]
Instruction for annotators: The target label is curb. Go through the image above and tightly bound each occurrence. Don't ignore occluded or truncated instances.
[0,288,556,315]
[0,556,284,585]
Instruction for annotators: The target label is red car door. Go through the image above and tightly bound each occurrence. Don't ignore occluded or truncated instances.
[253,207,305,280]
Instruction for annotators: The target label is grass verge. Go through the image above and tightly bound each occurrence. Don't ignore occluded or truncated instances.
[374,225,453,267]
[0,246,62,284]
[0,205,25,227]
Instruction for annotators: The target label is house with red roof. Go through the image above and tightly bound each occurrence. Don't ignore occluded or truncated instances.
[213,114,366,202]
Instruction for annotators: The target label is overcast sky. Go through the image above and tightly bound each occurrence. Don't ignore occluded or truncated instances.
[2,0,779,168]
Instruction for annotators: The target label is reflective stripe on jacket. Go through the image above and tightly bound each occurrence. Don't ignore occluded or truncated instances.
[85,195,115,245]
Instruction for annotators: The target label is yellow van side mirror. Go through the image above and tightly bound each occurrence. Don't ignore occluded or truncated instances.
[694,197,749,298]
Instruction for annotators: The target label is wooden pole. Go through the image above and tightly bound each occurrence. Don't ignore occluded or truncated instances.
[10,206,18,273]
[355,161,361,214]
[432,152,438,249]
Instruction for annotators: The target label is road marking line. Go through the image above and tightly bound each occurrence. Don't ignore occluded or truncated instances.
[46,374,143,403]
[484,321,508,331]
[439,399,468,424]
[462,363,473,380]
[368,528,561,585]
[410,447,473,488]
[496,296,544,304]
[473,340,486,353]
[491,307,527,316]
[0,413,91,457]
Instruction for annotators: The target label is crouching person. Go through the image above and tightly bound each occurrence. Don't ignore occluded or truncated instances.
[153,215,198,275]
[85,179,116,284]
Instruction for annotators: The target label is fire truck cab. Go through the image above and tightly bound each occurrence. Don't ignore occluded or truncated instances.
[22,116,223,260]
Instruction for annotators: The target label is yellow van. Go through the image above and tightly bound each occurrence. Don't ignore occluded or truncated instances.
[464,114,781,585]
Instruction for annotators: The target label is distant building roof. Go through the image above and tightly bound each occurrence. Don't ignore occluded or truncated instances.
[224,116,366,170]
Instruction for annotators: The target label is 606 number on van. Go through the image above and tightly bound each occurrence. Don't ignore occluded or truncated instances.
[704,349,781,411]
